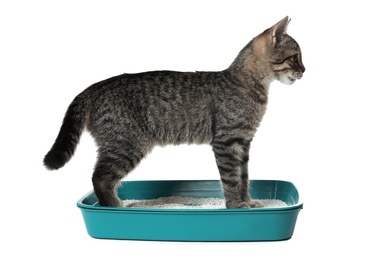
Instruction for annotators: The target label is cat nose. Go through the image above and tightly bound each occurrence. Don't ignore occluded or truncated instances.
[301,65,305,73]
[294,72,303,79]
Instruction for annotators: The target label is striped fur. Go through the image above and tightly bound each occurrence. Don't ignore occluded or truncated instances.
[43,16,304,208]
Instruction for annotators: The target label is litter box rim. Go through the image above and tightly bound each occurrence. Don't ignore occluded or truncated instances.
[77,179,303,213]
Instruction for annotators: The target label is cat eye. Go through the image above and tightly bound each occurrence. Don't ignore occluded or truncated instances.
[272,58,288,64]
[274,54,298,65]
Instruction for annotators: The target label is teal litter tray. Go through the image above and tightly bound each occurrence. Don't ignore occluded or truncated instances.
[77,180,303,241]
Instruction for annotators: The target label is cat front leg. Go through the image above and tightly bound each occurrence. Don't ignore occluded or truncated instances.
[212,138,262,208]
[240,161,264,208]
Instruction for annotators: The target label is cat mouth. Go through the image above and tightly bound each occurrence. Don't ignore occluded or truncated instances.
[288,77,296,82]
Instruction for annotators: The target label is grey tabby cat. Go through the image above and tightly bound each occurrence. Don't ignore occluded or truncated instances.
[43,16,305,208]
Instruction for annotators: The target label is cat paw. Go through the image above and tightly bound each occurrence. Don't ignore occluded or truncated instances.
[125,202,134,208]
[234,201,264,208]
[237,202,251,208]
[248,200,264,208]
[226,201,252,208]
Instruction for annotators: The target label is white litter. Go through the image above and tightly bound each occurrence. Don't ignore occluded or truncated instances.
[124,196,287,209]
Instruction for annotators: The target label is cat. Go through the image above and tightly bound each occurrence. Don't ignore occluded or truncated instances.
[43,16,305,208]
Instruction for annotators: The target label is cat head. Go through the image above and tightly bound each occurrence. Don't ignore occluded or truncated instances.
[253,16,305,85]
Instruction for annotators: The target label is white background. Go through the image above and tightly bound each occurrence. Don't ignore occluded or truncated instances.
[1,0,389,259]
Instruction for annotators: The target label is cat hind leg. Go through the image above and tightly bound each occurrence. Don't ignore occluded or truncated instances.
[92,149,146,207]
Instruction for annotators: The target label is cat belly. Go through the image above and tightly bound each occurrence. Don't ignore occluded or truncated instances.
[153,116,213,145]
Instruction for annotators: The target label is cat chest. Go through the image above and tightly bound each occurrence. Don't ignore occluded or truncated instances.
[212,97,267,141]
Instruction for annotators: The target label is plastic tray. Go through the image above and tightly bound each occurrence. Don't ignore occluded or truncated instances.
[77,180,303,241]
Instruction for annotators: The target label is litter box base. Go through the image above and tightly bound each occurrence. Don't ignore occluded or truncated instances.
[77,180,303,241]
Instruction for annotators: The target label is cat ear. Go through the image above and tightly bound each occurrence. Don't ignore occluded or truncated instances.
[270,16,290,46]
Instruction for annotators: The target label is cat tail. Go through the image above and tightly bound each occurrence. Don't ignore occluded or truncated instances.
[43,94,88,170]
